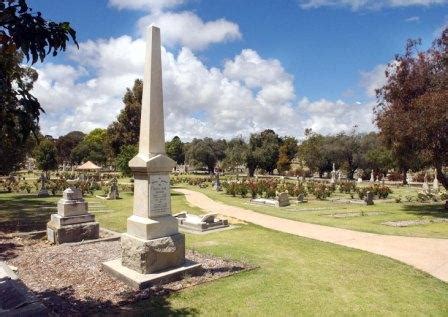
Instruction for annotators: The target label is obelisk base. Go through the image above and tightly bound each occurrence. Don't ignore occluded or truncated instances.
[47,220,99,244]
[102,258,201,290]
[120,233,185,274]
[103,232,201,289]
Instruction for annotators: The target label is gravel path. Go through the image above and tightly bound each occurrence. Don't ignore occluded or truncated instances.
[176,188,448,283]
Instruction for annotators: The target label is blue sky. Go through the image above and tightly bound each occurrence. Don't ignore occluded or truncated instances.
[29,0,448,139]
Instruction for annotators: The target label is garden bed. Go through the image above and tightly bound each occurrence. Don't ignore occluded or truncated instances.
[1,233,253,315]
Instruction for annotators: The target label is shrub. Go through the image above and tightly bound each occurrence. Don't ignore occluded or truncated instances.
[387,171,403,181]
[313,183,332,200]
[417,193,430,203]
[356,184,392,199]
[339,181,356,194]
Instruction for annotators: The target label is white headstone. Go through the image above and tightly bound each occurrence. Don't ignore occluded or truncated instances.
[422,172,431,195]
[330,163,336,184]
[433,168,439,192]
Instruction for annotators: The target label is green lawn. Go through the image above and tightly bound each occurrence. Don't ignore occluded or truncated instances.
[0,189,204,233]
[182,184,448,239]
[1,190,448,315]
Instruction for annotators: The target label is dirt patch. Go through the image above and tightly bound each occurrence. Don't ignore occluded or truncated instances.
[1,234,253,315]
[321,211,386,218]
[382,218,448,227]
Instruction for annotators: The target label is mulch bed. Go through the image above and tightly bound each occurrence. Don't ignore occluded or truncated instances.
[1,233,253,315]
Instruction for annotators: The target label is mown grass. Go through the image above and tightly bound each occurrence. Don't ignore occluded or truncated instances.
[181,184,448,239]
[1,190,448,315]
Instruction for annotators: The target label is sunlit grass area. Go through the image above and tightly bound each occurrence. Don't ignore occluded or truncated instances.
[2,189,448,315]
[182,184,448,238]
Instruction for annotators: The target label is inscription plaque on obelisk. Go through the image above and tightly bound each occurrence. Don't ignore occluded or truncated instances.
[149,175,170,215]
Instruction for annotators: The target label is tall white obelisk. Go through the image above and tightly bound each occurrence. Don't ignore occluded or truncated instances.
[104,26,199,288]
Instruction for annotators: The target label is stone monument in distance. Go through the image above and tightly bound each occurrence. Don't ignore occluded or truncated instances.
[103,26,200,289]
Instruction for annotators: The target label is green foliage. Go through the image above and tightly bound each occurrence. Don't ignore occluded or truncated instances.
[0,49,40,174]
[33,139,57,171]
[0,1,77,174]
[0,0,78,64]
[71,129,108,165]
[298,129,332,177]
[277,136,298,174]
[356,184,392,199]
[311,182,333,200]
[166,136,185,164]
[107,79,142,156]
[276,151,290,175]
[55,131,85,164]
[116,145,138,177]
[222,137,248,172]
[339,181,357,194]
[249,129,281,174]
[185,138,226,172]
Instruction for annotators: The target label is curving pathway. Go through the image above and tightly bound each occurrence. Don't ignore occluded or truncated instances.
[176,188,448,283]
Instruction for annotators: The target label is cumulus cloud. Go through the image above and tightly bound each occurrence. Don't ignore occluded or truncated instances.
[138,11,241,50]
[108,0,241,51]
[108,0,185,12]
[300,0,447,10]
[360,64,388,97]
[298,98,375,135]
[34,35,377,140]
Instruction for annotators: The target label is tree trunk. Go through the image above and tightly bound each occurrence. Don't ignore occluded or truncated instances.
[248,167,255,177]
[435,165,448,210]
[402,169,408,185]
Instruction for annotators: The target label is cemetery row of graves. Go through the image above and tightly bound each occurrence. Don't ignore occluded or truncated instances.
[3,169,446,238]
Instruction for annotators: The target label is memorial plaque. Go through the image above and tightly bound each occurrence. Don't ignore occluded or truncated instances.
[149,175,171,215]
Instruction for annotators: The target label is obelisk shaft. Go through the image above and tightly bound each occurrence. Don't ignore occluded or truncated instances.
[139,26,166,156]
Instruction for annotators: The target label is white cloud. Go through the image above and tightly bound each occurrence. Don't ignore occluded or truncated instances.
[360,64,388,97]
[300,0,447,10]
[108,0,185,12]
[298,98,375,134]
[405,16,420,22]
[34,35,377,140]
[223,49,293,89]
[108,0,241,51]
[138,11,241,50]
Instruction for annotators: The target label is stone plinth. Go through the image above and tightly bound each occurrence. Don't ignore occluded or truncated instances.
[47,187,99,244]
[37,189,50,197]
[47,221,99,244]
[121,233,185,274]
[102,259,201,290]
